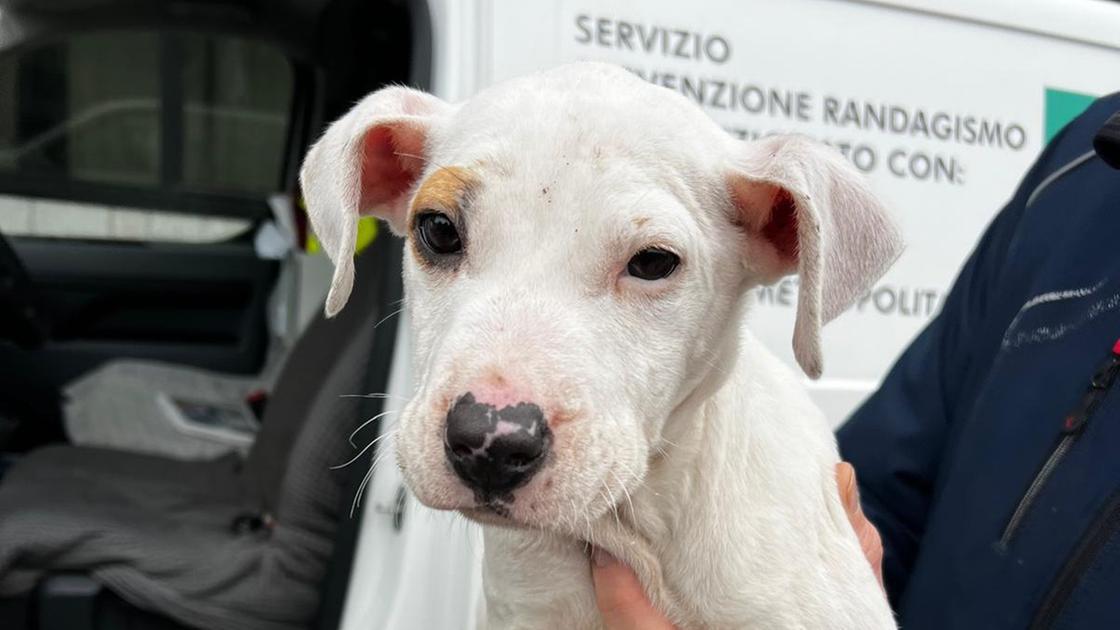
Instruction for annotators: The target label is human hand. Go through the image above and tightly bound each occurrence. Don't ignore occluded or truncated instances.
[590,462,884,629]
[835,461,885,589]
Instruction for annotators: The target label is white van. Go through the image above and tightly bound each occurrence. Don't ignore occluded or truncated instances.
[339,1,1120,628]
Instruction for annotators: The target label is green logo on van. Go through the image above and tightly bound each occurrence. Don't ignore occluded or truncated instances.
[1045,88,1096,143]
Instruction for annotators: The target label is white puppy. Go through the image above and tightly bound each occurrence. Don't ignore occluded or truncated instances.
[301,62,901,629]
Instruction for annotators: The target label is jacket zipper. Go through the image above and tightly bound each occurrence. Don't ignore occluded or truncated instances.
[1029,491,1120,630]
[996,339,1120,550]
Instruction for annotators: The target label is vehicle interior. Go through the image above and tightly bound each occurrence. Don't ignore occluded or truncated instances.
[0,1,427,628]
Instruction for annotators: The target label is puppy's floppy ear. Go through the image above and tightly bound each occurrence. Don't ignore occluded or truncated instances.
[299,86,453,316]
[726,135,903,379]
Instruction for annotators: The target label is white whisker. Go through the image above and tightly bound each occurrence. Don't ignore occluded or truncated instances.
[350,462,377,518]
[567,495,580,535]
[583,507,595,549]
[600,487,621,531]
[373,307,405,330]
[339,392,407,401]
[369,447,395,473]
[348,409,401,448]
[658,436,682,449]
[610,468,637,524]
[330,430,396,470]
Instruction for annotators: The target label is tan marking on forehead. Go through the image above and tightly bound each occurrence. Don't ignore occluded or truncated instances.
[410,166,479,215]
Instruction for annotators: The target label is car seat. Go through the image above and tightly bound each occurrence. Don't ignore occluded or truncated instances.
[0,236,400,630]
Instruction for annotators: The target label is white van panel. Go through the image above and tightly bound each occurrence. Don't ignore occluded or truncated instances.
[474,0,1120,424]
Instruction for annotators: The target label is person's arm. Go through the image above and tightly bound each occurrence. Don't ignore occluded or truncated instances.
[836,115,1091,607]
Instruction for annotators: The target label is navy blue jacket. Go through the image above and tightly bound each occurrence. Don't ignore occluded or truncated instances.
[839,94,1120,630]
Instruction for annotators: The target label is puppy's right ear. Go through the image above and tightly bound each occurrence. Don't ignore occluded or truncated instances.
[300,86,453,316]
[725,135,903,379]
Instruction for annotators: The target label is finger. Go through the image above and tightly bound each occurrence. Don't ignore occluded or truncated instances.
[863,526,885,588]
[590,547,677,630]
[837,462,859,513]
[835,462,885,589]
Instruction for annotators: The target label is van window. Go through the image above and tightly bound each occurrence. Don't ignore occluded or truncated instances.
[0,30,293,242]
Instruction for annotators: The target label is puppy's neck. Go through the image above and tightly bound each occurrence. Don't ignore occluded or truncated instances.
[586,300,754,620]
[659,291,753,466]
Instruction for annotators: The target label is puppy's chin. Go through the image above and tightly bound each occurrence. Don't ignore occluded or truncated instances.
[400,469,476,512]
[458,506,525,529]
[399,490,547,530]
[401,468,526,525]
[415,484,595,533]
[403,454,623,534]
[455,488,616,537]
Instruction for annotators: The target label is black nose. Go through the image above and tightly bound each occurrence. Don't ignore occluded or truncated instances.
[444,393,550,500]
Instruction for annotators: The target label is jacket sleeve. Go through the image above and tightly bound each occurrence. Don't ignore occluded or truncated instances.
[835,117,1087,608]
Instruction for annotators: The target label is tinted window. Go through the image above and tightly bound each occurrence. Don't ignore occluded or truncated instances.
[0,30,292,196]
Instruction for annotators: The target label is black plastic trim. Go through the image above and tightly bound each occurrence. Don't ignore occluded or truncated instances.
[312,234,404,630]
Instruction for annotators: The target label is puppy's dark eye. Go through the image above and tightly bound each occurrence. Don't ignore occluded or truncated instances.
[626,248,679,280]
[416,211,462,255]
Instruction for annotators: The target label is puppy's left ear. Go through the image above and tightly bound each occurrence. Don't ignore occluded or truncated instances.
[726,135,903,379]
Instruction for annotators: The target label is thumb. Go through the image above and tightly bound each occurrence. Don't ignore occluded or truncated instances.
[837,461,859,514]
[590,547,677,630]
[591,544,676,627]
[836,462,885,589]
